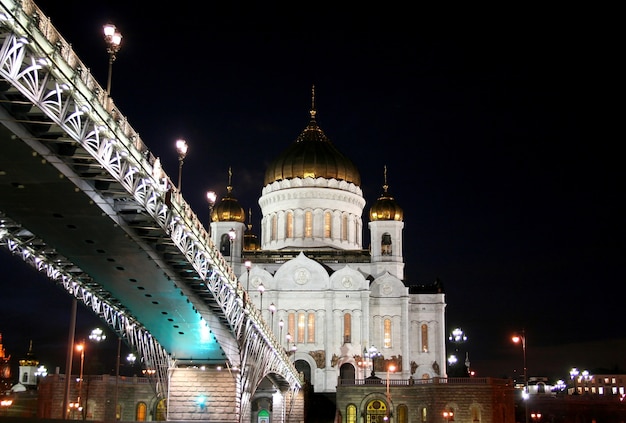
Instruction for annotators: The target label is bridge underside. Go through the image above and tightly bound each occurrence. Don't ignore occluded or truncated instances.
[0,120,229,363]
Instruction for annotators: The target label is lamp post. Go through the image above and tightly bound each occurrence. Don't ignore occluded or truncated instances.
[258,282,265,313]
[245,260,252,291]
[269,302,276,328]
[114,336,121,421]
[206,191,216,235]
[279,319,284,348]
[368,345,381,377]
[175,139,188,191]
[103,23,122,96]
[570,368,579,394]
[76,342,85,419]
[386,364,396,420]
[228,228,236,268]
[512,330,529,423]
[127,353,137,376]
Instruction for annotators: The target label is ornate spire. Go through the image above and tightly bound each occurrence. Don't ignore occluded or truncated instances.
[383,165,389,193]
[227,166,233,195]
[310,84,317,119]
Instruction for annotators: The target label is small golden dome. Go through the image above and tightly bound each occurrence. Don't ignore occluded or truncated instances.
[211,168,246,223]
[369,166,403,221]
[264,87,361,186]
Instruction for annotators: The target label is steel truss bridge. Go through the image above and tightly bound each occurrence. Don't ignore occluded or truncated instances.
[0,0,300,419]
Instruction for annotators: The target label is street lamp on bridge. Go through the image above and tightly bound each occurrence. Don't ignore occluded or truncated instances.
[103,24,122,96]
[257,282,265,314]
[269,302,276,328]
[175,139,188,191]
[228,228,236,268]
[206,191,216,235]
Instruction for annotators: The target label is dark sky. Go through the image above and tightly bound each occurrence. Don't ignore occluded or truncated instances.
[0,2,623,382]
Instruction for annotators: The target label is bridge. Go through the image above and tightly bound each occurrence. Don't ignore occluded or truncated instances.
[0,0,301,421]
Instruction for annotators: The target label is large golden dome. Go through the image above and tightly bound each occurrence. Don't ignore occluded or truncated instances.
[369,167,403,221]
[264,103,361,186]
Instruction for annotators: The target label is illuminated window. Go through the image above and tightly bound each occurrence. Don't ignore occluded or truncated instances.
[421,407,428,422]
[297,312,305,343]
[271,215,277,241]
[346,404,357,423]
[381,233,392,255]
[136,402,147,421]
[344,313,352,343]
[324,211,332,238]
[398,405,408,423]
[342,215,348,241]
[307,313,315,343]
[384,318,392,348]
[286,212,294,238]
[305,211,313,237]
[421,324,429,352]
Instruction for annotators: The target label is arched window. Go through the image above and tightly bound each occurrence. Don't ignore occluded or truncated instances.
[384,318,392,348]
[271,215,277,241]
[366,399,388,421]
[307,313,316,343]
[305,211,313,237]
[286,212,294,238]
[381,233,392,255]
[220,233,230,256]
[470,404,481,422]
[344,313,352,344]
[297,312,306,343]
[397,404,409,423]
[136,402,147,421]
[346,404,357,423]
[420,406,428,422]
[324,211,332,238]
[421,324,429,352]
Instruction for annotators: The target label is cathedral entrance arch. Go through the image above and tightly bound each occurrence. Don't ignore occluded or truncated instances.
[365,399,389,423]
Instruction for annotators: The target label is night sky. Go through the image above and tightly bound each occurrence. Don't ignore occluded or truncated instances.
[0,2,622,382]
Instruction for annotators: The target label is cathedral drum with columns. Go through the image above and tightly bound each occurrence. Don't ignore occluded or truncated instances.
[208,89,447,395]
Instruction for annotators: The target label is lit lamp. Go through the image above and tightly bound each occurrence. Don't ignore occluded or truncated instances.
[228,228,236,268]
[368,345,381,377]
[530,412,542,422]
[269,302,276,328]
[206,191,216,234]
[76,342,86,418]
[245,260,252,291]
[175,139,188,191]
[258,282,265,313]
[127,353,137,376]
[570,368,579,394]
[443,410,454,422]
[103,23,122,96]
[512,330,529,423]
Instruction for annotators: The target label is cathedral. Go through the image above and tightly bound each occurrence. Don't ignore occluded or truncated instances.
[208,90,447,394]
